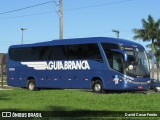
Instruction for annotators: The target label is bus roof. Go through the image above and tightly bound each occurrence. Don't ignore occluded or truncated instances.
[9,37,144,49]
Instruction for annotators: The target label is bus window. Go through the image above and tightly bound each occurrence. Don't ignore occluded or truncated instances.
[9,45,68,61]
[67,44,103,62]
[9,48,32,61]
[67,44,83,59]
[104,50,124,73]
[49,46,67,60]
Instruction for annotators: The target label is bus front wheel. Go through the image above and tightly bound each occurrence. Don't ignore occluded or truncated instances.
[27,80,36,91]
[92,80,104,93]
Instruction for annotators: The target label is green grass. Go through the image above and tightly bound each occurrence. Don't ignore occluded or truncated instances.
[0,89,160,111]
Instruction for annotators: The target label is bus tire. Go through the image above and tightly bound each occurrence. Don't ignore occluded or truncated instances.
[27,80,36,91]
[92,80,104,93]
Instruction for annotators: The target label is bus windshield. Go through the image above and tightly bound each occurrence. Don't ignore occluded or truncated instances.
[124,48,150,78]
[102,44,150,78]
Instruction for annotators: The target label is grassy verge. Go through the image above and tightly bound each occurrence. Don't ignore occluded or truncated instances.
[0,89,160,111]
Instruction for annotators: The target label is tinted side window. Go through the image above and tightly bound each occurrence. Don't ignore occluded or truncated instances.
[101,43,120,50]
[67,44,103,62]
[104,50,123,72]
[67,44,84,59]
[102,43,123,72]
[49,46,67,60]
[31,47,50,61]
[9,48,32,61]
[84,44,102,61]
[9,44,102,62]
[9,45,67,61]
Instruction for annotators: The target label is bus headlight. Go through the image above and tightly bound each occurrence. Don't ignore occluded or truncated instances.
[147,80,151,83]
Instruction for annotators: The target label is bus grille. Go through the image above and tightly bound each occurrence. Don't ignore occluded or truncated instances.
[129,81,149,85]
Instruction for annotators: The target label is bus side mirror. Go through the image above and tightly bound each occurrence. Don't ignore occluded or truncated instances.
[124,53,128,62]
[111,49,128,62]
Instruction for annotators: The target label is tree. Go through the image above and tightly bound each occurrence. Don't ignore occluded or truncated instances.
[154,35,160,80]
[146,41,160,80]
[155,49,160,80]
[132,15,160,79]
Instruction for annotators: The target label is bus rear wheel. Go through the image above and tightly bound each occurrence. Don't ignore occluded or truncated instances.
[27,80,36,91]
[92,80,104,93]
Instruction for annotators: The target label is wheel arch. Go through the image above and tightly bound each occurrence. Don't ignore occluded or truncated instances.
[27,76,35,80]
[26,76,37,90]
[26,76,36,87]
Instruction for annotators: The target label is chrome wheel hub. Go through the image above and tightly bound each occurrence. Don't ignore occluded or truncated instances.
[94,84,101,92]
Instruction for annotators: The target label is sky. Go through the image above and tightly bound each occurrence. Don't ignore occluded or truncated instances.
[0,0,160,53]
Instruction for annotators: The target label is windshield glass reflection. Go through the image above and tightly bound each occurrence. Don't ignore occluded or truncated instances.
[124,48,150,78]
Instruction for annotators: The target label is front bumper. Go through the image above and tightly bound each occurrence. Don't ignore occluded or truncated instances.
[123,80,150,91]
